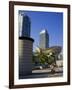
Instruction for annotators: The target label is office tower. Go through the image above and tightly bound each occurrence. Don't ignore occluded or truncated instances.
[39,29,49,49]
[22,15,31,37]
[19,12,31,37]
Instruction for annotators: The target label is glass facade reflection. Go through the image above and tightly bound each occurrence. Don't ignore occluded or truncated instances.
[39,29,49,49]
[19,12,31,37]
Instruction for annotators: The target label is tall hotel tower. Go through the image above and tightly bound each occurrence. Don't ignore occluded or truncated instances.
[18,11,34,78]
[39,29,49,49]
[19,12,31,37]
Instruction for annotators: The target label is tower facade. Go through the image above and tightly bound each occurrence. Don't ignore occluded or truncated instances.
[22,15,31,37]
[39,29,49,49]
[19,13,31,37]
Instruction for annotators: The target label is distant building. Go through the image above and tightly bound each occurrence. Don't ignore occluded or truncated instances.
[39,29,49,49]
[19,13,31,37]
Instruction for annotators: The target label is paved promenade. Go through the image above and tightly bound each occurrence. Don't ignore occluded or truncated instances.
[20,67,63,79]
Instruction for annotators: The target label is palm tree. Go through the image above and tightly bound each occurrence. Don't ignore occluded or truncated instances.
[33,47,48,70]
[34,47,60,72]
[35,47,46,64]
[46,52,56,73]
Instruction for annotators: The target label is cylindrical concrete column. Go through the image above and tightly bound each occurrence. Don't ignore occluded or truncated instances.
[19,37,34,79]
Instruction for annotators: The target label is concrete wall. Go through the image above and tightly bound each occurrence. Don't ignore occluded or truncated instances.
[19,39,33,78]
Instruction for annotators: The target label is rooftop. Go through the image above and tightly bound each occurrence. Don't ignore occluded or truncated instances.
[40,29,48,34]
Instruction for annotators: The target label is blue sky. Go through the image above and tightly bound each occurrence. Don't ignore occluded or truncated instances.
[19,10,63,50]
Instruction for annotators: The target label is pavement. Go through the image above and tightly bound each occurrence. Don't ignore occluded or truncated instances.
[19,67,63,79]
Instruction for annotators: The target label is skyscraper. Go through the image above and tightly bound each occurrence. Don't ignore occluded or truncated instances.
[22,15,31,37]
[39,29,49,49]
[19,12,31,37]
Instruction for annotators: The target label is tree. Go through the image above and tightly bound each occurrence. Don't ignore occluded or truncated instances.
[34,47,48,65]
[34,47,57,72]
[36,48,46,64]
[46,52,57,73]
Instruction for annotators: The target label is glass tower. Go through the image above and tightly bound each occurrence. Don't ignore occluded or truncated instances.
[39,29,49,49]
[19,12,31,37]
[22,15,31,37]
